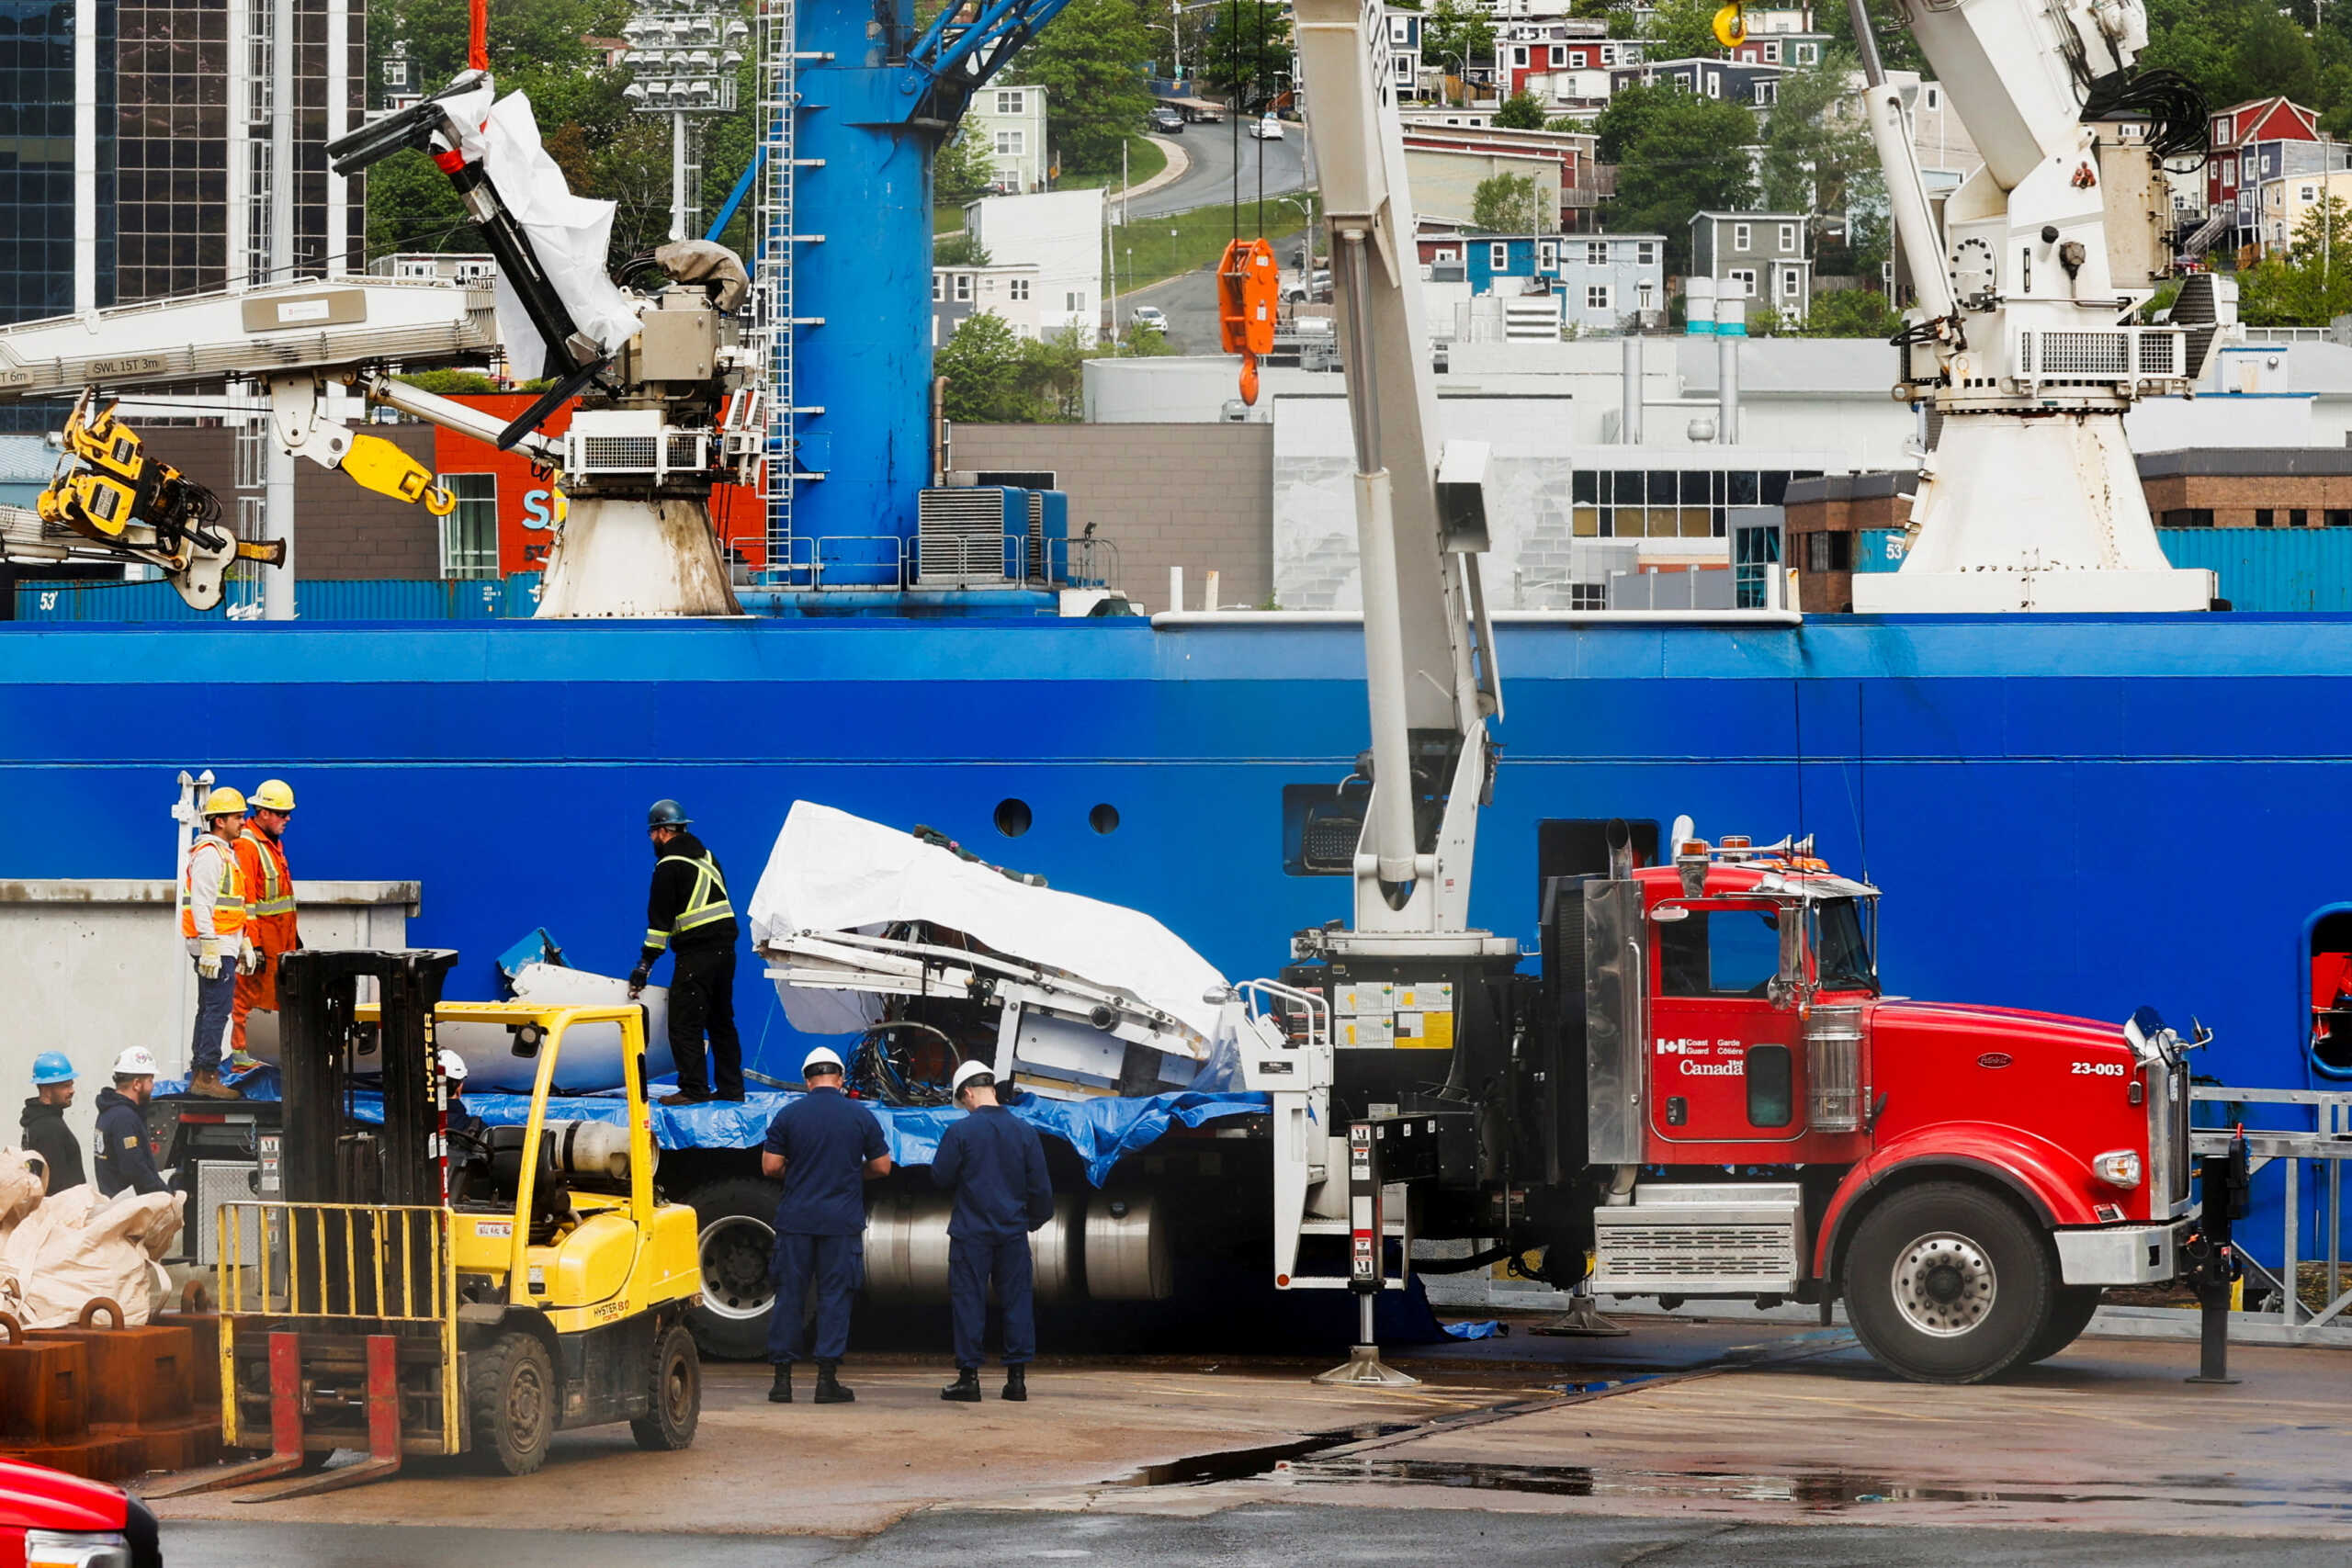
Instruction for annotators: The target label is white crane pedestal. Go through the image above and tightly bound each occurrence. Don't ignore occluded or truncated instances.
[536,497,743,618]
[1854,414,2216,615]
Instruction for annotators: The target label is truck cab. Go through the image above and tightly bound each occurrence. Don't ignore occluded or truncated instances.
[1578,831,2195,1382]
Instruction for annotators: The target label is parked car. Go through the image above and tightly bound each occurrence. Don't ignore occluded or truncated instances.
[0,1460,164,1567]
[1249,114,1283,141]
[1151,107,1184,133]
[1129,305,1169,333]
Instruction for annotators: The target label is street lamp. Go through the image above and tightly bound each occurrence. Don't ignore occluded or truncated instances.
[619,0,746,241]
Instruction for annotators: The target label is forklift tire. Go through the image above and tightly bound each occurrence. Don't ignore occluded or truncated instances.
[2023,1285,2102,1364]
[684,1177,786,1360]
[630,1323,702,1451]
[469,1329,556,1476]
[1843,1180,2054,1385]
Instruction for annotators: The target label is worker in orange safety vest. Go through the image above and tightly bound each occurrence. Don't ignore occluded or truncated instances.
[230,777,301,1064]
[181,786,252,1100]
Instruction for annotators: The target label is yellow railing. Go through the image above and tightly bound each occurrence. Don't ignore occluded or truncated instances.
[215,1201,462,1455]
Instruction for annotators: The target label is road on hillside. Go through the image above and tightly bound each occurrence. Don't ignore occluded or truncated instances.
[1122,115,1310,219]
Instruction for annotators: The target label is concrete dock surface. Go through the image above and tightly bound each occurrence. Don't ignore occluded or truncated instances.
[147,1313,2352,1563]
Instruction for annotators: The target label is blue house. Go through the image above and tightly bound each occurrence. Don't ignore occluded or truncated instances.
[1462,232,1668,333]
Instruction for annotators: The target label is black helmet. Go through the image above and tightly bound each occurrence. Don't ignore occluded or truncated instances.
[648,799,692,829]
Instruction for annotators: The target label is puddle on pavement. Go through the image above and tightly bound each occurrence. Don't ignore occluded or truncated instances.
[1115,1425,1419,1487]
[1269,1460,2352,1513]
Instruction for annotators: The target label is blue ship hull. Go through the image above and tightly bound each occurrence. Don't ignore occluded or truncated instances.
[7,611,2347,1111]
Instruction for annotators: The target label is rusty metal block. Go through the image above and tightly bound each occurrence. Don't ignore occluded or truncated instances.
[28,1300,195,1429]
[1,1431,148,1483]
[0,1314,90,1443]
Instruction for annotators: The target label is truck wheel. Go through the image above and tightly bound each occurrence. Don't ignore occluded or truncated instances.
[630,1322,702,1451]
[1843,1180,2053,1385]
[685,1177,784,1360]
[469,1329,555,1476]
[2023,1286,2102,1364]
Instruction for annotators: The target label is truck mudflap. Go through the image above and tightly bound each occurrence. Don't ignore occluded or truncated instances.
[2053,1223,2181,1286]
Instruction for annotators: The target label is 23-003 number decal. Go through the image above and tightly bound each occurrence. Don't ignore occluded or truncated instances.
[2072,1061,2129,1077]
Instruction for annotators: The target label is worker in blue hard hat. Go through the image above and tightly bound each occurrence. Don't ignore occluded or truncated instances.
[628,799,745,1106]
[19,1052,86,1195]
[759,1045,893,1405]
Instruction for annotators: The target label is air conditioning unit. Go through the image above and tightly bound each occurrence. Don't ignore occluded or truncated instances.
[916,486,1067,586]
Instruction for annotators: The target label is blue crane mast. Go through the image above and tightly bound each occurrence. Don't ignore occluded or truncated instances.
[756,0,1081,588]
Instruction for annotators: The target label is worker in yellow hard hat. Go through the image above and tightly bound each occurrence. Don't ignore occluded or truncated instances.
[230,778,300,1066]
[180,785,250,1099]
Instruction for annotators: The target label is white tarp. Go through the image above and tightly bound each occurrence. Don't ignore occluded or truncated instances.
[0,1180,183,1328]
[750,802,1229,1043]
[439,81,643,378]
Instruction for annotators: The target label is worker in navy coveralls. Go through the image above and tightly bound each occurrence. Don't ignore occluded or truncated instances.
[762,1045,893,1405]
[933,1060,1055,1404]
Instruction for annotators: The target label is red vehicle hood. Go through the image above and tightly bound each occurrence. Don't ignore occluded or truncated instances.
[1870,999,2129,1055]
[0,1460,128,1534]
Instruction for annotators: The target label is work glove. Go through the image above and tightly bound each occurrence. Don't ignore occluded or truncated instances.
[628,963,651,1000]
[198,938,223,981]
[238,937,262,976]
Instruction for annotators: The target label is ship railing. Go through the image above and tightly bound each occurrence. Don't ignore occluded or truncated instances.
[764,534,911,591]
[2012,324,2190,396]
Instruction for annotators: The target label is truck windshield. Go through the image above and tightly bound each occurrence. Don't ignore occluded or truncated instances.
[1813,897,1878,995]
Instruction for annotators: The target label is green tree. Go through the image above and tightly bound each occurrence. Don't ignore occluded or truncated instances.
[1607,88,1758,269]
[1792,287,1902,337]
[937,311,1037,422]
[1818,0,1921,73]
[935,130,999,205]
[1756,50,1887,272]
[1018,325,1095,422]
[1592,80,1678,162]
[1421,0,1497,90]
[1015,0,1158,176]
[933,231,993,267]
[1494,90,1549,130]
[2237,196,2352,326]
[1201,0,1295,111]
[1472,173,1540,233]
[1644,0,1724,61]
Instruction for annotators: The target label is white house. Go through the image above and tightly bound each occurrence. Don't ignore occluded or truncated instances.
[966,188,1105,344]
[932,263,1046,344]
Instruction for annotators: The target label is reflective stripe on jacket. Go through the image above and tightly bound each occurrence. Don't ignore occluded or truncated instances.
[235,828,299,951]
[180,834,245,940]
[644,851,735,952]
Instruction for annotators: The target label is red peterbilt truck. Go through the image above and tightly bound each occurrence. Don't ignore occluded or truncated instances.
[1256,826,2198,1385]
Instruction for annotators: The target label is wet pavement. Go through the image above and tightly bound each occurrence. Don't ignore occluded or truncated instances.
[144,1313,2352,1559]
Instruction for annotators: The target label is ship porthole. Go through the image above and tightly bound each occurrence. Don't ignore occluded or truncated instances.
[994,798,1033,838]
[1089,803,1120,836]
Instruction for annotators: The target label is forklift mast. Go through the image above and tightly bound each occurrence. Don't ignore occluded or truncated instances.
[276,949,459,1208]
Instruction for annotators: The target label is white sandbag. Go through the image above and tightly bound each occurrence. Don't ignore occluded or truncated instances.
[0,1149,43,1230]
[1,1188,181,1327]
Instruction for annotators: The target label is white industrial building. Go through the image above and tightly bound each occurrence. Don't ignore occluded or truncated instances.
[965,188,1105,345]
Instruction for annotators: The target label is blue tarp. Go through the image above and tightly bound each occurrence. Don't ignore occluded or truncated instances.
[158,1066,1271,1188]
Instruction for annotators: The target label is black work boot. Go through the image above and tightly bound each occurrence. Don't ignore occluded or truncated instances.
[813,1359,855,1404]
[940,1365,982,1403]
[768,1363,793,1404]
[1002,1364,1028,1403]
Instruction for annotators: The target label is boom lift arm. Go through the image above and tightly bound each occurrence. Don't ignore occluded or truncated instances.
[1291,0,1508,953]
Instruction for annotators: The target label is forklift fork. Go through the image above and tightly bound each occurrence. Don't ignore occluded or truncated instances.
[143,1332,309,1497]
[233,1334,406,1501]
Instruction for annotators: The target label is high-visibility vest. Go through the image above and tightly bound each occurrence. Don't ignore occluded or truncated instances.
[179,834,245,939]
[238,828,295,919]
[644,852,734,951]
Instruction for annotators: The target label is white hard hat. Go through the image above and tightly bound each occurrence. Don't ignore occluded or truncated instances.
[437,1048,469,1084]
[950,1059,996,1093]
[801,1046,844,1076]
[112,1046,160,1078]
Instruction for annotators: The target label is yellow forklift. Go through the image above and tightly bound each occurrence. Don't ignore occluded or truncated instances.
[153,950,704,1499]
